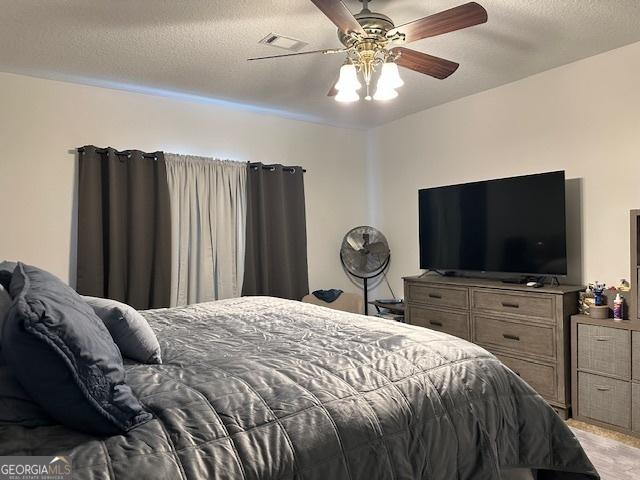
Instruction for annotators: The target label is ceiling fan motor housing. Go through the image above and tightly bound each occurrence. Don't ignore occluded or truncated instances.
[338,8,395,49]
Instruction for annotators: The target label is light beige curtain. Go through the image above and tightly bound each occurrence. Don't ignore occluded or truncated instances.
[165,154,247,306]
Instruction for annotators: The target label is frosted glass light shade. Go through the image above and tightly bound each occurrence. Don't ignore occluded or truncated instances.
[335,88,360,103]
[373,84,398,101]
[335,64,361,91]
[378,62,404,90]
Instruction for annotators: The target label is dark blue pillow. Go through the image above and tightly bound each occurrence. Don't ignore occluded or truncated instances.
[2,263,152,436]
[0,261,15,291]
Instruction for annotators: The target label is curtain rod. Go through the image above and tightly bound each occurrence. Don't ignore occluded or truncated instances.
[76,147,159,159]
[250,163,306,174]
[76,148,306,173]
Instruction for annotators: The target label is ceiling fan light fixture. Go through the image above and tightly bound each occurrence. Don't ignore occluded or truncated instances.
[335,63,362,91]
[373,85,398,101]
[251,1,488,102]
[378,61,404,89]
[335,88,360,103]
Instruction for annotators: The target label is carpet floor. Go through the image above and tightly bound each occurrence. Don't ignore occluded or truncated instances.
[568,422,640,479]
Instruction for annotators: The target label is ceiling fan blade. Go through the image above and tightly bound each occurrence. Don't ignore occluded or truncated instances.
[310,0,366,36]
[388,2,487,44]
[392,47,459,79]
[247,48,341,61]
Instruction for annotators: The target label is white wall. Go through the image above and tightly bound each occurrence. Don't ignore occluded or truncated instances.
[369,40,640,298]
[3,40,640,301]
[0,72,369,293]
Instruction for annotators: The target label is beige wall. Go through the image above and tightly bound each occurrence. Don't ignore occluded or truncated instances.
[3,40,640,301]
[0,72,369,293]
[369,40,640,298]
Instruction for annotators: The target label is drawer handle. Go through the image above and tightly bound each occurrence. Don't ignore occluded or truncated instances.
[428,293,442,299]
[503,333,521,341]
[594,337,610,342]
[430,321,443,327]
[595,386,610,392]
[501,302,520,308]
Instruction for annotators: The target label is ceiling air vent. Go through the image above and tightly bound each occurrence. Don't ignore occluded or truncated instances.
[259,33,307,52]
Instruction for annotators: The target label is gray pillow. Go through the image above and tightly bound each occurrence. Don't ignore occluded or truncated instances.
[0,261,15,291]
[0,285,11,364]
[83,296,162,364]
[0,366,53,427]
[0,261,16,271]
[2,262,152,435]
[0,285,10,334]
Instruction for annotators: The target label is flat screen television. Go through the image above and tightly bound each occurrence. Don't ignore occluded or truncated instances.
[419,171,567,276]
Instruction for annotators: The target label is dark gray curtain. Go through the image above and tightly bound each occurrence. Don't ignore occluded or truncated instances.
[76,146,171,309]
[242,163,309,300]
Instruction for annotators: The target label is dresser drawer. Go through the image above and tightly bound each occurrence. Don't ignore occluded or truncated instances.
[406,283,468,309]
[473,315,555,359]
[472,289,554,319]
[408,305,469,340]
[495,353,556,400]
[633,383,640,433]
[578,372,631,429]
[633,332,640,382]
[578,324,630,378]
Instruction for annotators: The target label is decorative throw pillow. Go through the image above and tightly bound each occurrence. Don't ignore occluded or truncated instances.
[2,263,152,436]
[83,296,162,364]
[0,261,15,291]
[0,285,11,364]
[0,366,53,427]
[0,261,16,271]
[0,285,10,332]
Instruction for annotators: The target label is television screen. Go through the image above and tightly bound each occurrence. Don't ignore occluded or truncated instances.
[419,171,567,276]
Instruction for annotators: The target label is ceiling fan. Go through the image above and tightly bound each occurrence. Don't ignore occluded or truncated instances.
[248,0,487,103]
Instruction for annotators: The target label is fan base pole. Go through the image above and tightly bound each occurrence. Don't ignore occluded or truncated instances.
[364,277,368,315]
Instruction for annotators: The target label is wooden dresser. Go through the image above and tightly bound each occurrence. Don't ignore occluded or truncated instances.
[404,274,583,418]
[571,316,640,436]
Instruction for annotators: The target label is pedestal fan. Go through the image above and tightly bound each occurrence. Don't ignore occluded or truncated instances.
[340,226,391,315]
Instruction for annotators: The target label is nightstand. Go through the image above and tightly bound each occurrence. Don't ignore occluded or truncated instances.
[571,314,640,437]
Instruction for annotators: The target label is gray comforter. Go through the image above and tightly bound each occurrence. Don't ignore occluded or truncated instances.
[0,297,598,479]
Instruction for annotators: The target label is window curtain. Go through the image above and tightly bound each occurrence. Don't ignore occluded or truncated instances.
[242,163,309,300]
[76,146,171,309]
[165,154,247,306]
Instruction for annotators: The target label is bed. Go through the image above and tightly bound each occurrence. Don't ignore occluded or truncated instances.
[0,297,598,479]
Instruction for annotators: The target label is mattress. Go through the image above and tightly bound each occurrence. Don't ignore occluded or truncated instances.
[0,297,598,479]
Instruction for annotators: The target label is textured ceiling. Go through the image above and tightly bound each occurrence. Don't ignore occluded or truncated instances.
[2,0,640,128]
